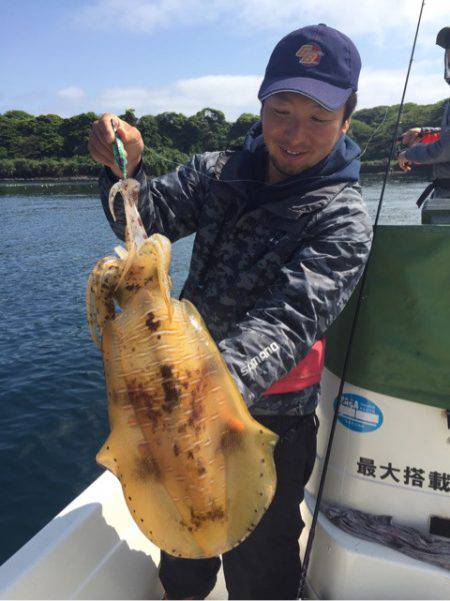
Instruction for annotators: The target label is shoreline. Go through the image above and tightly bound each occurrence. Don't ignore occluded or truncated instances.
[0,170,427,183]
[0,176,98,183]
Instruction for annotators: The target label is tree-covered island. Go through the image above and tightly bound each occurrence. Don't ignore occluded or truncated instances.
[0,100,447,179]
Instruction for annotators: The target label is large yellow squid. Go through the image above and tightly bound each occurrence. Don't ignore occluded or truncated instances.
[86,178,278,558]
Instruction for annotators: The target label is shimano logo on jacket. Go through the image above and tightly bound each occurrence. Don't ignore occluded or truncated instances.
[241,342,280,376]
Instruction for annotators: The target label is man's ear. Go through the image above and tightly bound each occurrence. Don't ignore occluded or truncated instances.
[341,117,351,135]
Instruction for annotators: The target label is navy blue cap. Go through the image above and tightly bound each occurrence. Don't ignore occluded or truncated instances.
[258,24,361,111]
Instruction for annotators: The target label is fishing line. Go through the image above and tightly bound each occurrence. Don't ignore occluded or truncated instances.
[359,105,390,158]
[138,110,379,190]
[297,1,426,598]
[141,142,335,189]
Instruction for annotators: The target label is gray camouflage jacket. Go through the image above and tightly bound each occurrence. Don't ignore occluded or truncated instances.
[99,135,372,417]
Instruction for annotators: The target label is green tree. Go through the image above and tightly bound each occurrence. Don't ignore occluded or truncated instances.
[155,112,194,153]
[142,147,189,177]
[347,119,373,153]
[192,108,230,151]
[0,111,36,157]
[138,115,163,149]
[0,159,16,177]
[59,112,98,157]
[1,110,34,120]
[119,108,138,126]
[227,112,260,148]
[0,97,447,178]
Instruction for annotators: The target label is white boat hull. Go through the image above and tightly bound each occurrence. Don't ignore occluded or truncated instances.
[0,471,227,600]
[300,368,450,599]
[300,491,450,600]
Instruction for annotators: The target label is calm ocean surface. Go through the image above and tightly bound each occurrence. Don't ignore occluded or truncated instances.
[0,174,428,565]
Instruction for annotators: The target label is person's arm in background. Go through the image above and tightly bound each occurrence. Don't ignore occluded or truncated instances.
[403,125,450,165]
[398,102,450,170]
[401,127,441,146]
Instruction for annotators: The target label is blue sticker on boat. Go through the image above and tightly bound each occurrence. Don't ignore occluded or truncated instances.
[334,393,383,433]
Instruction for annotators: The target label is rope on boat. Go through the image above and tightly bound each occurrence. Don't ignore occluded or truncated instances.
[297,1,427,597]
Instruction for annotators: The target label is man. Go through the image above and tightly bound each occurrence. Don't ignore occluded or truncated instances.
[398,27,450,200]
[89,24,372,600]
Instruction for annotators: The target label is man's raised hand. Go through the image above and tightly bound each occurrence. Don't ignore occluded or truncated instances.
[88,113,144,179]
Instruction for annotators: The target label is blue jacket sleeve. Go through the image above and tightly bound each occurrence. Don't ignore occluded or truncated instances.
[405,102,450,165]
[217,187,373,407]
[405,127,450,164]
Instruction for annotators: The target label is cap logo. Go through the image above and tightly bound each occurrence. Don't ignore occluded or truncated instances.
[296,43,324,66]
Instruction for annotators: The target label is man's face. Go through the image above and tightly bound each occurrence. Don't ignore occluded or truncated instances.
[261,92,350,184]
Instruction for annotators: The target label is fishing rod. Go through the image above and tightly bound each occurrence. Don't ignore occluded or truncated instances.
[297,0,426,597]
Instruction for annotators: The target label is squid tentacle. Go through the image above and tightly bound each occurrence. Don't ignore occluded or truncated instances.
[109,179,147,250]
[86,256,121,349]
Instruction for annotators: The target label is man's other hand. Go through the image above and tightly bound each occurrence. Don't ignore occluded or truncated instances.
[88,113,144,179]
[398,151,412,172]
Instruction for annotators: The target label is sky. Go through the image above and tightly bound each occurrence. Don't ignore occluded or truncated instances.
[1,0,450,121]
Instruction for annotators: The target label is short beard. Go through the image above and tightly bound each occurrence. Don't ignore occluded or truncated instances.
[268,154,300,179]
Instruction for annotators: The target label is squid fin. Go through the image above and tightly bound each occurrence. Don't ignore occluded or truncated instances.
[96,437,118,476]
